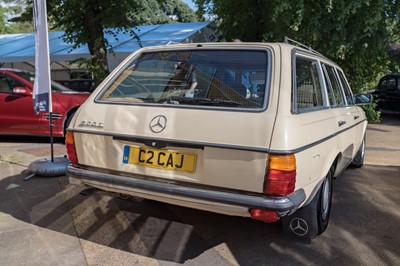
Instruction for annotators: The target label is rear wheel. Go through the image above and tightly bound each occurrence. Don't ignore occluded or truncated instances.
[350,135,365,168]
[282,168,333,238]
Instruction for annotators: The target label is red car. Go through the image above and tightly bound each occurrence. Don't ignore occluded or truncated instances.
[0,69,90,137]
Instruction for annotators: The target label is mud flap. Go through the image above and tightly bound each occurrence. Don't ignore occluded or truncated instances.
[282,187,320,238]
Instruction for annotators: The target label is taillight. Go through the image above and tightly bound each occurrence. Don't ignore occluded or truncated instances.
[250,209,279,223]
[264,154,296,196]
[249,155,296,223]
[65,131,78,165]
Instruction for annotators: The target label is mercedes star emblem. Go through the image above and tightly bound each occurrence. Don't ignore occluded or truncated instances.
[149,115,167,133]
[289,218,309,236]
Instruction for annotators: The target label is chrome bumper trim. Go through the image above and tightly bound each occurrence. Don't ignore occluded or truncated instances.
[67,165,306,212]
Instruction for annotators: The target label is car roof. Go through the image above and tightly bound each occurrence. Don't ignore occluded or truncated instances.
[135,42,340,68]
[380,73,400,79]
[0,68,33,75]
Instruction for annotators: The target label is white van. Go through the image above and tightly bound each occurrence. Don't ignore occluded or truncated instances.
[66,41,367,238]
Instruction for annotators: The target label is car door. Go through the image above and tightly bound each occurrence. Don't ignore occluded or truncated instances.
[374,77,392,111]
[395,77,400,113]
[0,74,40,135]
[384,77,398,112]
[336,69,365,150]
[321,64,355,171]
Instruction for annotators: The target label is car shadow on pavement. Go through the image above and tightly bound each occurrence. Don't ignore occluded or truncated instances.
[0,164,399,265]
[0,170,303,264]
[0,171,76,236]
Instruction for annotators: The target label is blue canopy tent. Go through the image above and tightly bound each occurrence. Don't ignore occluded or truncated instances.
[0,22,212,82]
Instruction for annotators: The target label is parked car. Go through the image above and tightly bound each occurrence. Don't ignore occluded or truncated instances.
[56,79,96,93]
[66,42,367,238]
[371,73,400,114]
[0,68,89,137]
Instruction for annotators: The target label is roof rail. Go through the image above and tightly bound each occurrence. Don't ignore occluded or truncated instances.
[284,36,324,57]
[166,41,180,45]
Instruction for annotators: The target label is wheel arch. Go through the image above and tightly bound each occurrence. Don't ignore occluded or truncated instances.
[63,106,80,136]
[303,152,340,207]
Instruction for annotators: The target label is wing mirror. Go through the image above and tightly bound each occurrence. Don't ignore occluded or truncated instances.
[12,86,32,96]
[354,93,372,105]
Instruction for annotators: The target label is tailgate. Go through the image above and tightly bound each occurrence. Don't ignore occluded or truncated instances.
[72,103,276,193]
[70,46,279,194]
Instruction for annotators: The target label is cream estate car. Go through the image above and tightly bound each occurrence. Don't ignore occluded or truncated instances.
[66,41,367,238]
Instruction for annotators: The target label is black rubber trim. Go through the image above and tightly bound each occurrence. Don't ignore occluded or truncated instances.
[70,118,366,155]
[113,135,205,150]
[67,165,306,212]
[269,118,367,154]
[70,128,270,153]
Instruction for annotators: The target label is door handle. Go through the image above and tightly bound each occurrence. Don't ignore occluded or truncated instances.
[338,120,346,127]
[354,115,359,120]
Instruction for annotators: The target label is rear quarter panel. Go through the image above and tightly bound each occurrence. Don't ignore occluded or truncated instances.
[270,46,368,202]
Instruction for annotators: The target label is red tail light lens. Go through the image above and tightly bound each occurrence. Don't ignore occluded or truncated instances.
[65,132,78,165]
[250,209,279,223]
[264,154,296,196]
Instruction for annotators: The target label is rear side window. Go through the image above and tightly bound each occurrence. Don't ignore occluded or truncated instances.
[323,64,345,106]
[294,57,324,110]
[337,71,354,105]
[98,50,269,110]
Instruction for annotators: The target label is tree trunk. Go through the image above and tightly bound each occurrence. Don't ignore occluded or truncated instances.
[83,0,109,85]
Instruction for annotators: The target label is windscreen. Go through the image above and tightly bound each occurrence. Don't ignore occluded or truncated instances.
[98,49,269,109]
[14,71,72,92]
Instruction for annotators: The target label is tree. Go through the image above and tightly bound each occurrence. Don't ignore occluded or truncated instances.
[128,0,198,25]
[196,0,400,91]
[10,0,197,84]
[0,5,9,33]
[0,0,34,33]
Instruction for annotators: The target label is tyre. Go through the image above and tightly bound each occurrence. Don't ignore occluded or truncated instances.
[350,135,365,168]
[282,168,333,238]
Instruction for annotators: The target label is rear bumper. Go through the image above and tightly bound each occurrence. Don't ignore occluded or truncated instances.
[66,165,306,216]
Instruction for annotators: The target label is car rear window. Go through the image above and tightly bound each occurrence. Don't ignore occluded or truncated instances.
[98,50,269,110]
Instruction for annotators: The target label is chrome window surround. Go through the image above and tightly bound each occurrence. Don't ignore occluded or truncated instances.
[94,47,272,113]
[291,51,330,114]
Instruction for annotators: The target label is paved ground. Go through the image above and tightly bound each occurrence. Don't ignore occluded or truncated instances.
[0,115,399,266]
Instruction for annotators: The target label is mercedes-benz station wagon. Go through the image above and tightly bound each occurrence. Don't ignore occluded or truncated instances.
[66,42,367,238]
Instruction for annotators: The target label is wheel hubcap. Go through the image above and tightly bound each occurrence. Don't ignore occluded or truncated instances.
[321,178,330,220]
[360,139,365,159]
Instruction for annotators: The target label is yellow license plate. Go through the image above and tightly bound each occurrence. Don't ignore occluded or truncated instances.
[122,145,197,173]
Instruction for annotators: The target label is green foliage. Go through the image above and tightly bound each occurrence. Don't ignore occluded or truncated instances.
[0,3,30,34]
[7,21,33,33]
[0,0,34,33]
[0,5,9,34]
[195,0,400,93]
[128,0,197,25]
[5,0,197,83]
[361,102,381,123]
